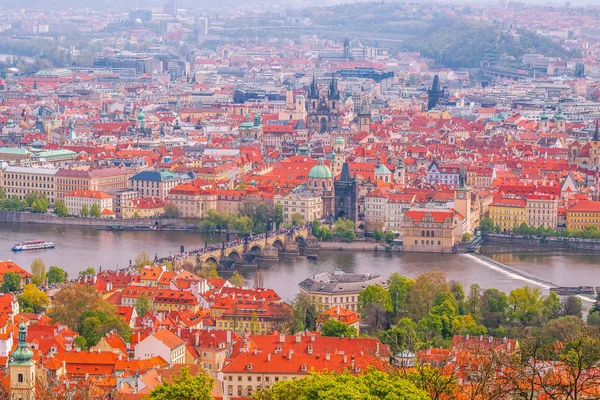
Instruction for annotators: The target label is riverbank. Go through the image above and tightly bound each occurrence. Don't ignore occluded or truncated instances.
[316,241,402,251]
[0,210,198,228]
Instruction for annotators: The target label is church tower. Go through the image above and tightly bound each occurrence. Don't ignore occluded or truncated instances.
[333,136,346,176]
[590,120,600,166]
[539,106,550,131]
[394,157,405,185]
[454,164,472,233]
[358,100,371,133]
[555,106,566,132]
[9,320,35,400]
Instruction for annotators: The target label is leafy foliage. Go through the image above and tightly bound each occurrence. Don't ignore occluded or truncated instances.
[47,266,68,284]
[30,257,47,286]
[18,284,49,313]
[321,319,357,338]
[1,272,21,292]
[148,366,214,400]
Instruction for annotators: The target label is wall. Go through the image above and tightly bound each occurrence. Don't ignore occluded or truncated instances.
[0,211,195,227]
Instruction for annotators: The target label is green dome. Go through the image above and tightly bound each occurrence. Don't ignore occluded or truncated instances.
[334,136,345,145]
[375,163,391,175]
[308,162,333,179]
[11,321,33,364]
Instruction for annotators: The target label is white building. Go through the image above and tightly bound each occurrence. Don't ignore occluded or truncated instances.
[64,190,113,216]
[134,329,186,366]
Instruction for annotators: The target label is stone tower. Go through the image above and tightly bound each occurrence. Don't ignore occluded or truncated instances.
[9,320,35,400]
[394,157,405,185]
[590,120,600,166]
[334,162,357,222]
[454,164,472,234]
[332,136,346,176]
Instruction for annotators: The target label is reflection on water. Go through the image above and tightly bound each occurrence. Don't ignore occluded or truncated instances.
[2,222,600,301]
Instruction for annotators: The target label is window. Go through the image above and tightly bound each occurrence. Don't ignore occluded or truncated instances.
[18,374,23,383]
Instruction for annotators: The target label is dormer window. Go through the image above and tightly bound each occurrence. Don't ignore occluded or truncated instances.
[246,364,253,371]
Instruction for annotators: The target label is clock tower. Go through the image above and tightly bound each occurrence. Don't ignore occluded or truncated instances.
[454,164,471,233]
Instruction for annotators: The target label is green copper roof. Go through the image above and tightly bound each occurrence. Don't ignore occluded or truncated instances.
[375,163,391,175]
[334,136,345,145]
[10,320,33,365]
[308,162,332,179]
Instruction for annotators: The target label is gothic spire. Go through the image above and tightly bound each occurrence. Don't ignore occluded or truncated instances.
[594,119,600,142]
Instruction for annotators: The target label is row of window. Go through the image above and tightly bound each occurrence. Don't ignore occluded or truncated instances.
[414,240,442,246]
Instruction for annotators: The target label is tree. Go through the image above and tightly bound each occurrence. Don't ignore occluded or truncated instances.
[273,203,283,229]
[379,318,419,355]
[90,203,100,217]
[134,252,153,270]
[320,226,333,240]
[311,219,321,237]
[321,319,357,337]
[461,232,471,242]
[384,231,395,244]
[163,203,180,218]
[291,293,319,333]
[73,335,87,350]
[133,211,139,218]
[481,288,508,333]
[251,370,429,400]
[358,285,393,313]
[373,227,384,241]
[54,200,69,217]
[78,267,95,278]
[561,295,583,319]
[1,272,21,292]
[134,292,151,317]
[197,265,219,279]
[80,204,89,217]
[405,272,449,321]
[508,286,543,325]
[78,309,132,347]
[465,283,483,321]
[18,284,49,313]
[30,195,49,213]
[333,218,356,241]
[1,195,24,211]
[291,212,304,227]
[30,257,47,286]
[387,273,413,316]
[479,218,494,235]
[149,366,214,400]
[230,271,245,288]
[51,283,116,329]
[403,364,459,400]
[47,266,68,284]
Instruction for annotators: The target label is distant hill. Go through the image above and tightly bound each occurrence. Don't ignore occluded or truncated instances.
[403,17,579,69]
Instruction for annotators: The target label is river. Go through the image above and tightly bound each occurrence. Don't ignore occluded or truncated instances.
[1,222,599,303]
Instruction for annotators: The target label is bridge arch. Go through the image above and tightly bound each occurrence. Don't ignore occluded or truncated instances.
[205,256,219,267]
[272,239,284,249]
[295,236,306,247]
[249,244,263,255]
[227,250,243,263]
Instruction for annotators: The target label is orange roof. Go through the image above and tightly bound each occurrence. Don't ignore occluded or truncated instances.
[150,329,186,349]
[0,261,32,281]
[65,190,112,199]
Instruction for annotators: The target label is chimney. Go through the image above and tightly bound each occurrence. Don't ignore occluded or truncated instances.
[479,335,483,341]
[267,353,271,362]
[466,334,469,341]
[295,335,301,343]
[118,354,122,360]
[195,333,199,346]
[227,330,232,344]
[177,327,181,337]
[336,305,340,315]
[97,348,101,354]
[488,336,493,343]
[279,334,285,343]
[288,350,293,360]
[343,355,347,363]
[325,353,330,361]
[376,342,380,356]
[310,334,315,342]
[137,332,141,342]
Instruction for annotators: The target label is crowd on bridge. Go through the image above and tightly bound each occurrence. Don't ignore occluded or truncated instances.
[156,222,313,265]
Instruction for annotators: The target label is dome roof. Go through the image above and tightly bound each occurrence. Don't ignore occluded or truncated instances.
[375,163,391,175]
[334,136,345,145]
[11,321,33,365]
[308,162,333,179]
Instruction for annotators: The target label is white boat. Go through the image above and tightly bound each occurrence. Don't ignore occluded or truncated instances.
[11,240,55,252]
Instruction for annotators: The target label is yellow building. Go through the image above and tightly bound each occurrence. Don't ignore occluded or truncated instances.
[401,209,465,253]
[215,301,292,335]
[0,166,58,203]
[489,198,527,231]
[274,184,323,224]
[122,197,165,218]
[166,184,217,218]
[566,200,600,230]
[153,289,200,313]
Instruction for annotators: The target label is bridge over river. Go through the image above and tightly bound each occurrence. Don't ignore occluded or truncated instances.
[169,228,311,269]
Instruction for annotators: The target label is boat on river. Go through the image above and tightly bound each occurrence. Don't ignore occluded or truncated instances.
[11,240,55,252]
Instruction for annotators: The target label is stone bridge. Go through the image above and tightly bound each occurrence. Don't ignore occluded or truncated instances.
[179,228,310,268]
